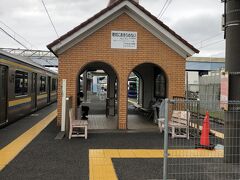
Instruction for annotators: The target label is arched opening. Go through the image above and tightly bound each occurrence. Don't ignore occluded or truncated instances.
[127,62,167,130]
[128,71,143,106]
[77,61,118,130]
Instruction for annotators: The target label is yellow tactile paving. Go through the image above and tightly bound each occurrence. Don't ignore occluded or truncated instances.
[104,149,120,157]
[0,110,57,171]
[133,150,154,157]
[168,149,224,158]
[146,149,164,158]
[89,149,105,158]
[89,149,224,180]
[118,150,136,157]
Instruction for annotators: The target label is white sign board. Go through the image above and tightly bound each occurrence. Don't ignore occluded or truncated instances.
[111,31,137,49]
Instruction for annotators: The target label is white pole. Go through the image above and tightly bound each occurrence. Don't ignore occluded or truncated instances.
[83,71,87,102]
[61,79,67,132]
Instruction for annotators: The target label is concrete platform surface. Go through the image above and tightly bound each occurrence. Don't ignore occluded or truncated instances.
[0,118,239,180]
[0,103,57,149]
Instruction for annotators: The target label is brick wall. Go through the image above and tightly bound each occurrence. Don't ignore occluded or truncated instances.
[57,13,186,129]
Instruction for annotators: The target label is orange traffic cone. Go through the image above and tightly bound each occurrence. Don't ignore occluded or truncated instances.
[196,111,214,150]
[200,111,210,146]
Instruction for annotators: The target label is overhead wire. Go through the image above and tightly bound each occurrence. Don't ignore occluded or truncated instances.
[0,27,29,49]
[157,0,169,18]
[194,32,223,46]
[39,0,59,67]
[198,39,225,49]
[0,20,34,49]
[41,0,59,38]
[156,1,224,54]
[158,0,172,19]
[160,0,172,18]
[0,23,56,67]
[0,0,59,67]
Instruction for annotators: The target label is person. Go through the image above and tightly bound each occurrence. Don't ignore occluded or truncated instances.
[77,92,82,107]
[81,106,89,120]
[77,92,89,120]
[152,98,163,123]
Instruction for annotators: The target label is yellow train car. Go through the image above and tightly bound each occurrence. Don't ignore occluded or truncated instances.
[0,50,57,127]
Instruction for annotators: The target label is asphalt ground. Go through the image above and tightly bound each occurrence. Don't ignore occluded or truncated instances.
[0,119,236,180]
[112,158,240,180]
[0,103,57,149]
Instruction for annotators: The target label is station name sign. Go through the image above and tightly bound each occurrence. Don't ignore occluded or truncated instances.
[111,31,137,49]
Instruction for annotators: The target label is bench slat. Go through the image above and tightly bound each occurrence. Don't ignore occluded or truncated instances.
[158,110,190,139]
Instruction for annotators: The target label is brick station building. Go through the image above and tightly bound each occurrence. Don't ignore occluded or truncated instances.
[47,0,199,129]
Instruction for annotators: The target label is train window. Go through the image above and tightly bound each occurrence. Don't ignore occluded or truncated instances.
[155,73,166,98]
[15,70,28,96]
[52,78,57,91]
[40,76,46,93]
[128,81,136,91]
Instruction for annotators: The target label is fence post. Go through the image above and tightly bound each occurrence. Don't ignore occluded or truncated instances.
[65,97,72,137]
[163,98,169,180]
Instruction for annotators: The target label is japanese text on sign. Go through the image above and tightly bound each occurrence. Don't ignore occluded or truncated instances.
[111,31,137,49]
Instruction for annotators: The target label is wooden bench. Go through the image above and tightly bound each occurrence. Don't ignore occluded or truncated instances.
[69,108,88,139]
[158,110,190,139]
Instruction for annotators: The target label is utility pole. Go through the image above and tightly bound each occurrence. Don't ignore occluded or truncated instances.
[222,0,240,163]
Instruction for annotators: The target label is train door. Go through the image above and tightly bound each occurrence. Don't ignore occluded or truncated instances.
[0,65,8,125]
[31,73,37,110]
[47,76,51,103]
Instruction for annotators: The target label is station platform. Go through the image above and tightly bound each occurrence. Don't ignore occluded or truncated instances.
[0,103,57,149]
[0,103,239,180]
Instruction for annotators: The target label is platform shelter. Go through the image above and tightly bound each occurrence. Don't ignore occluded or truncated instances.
[47,0,198,129]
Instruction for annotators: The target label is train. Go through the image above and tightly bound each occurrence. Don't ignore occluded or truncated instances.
[0,50,58,127]
[128,80,137,98]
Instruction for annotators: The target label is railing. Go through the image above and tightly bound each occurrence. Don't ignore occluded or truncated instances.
[161,99,240,180]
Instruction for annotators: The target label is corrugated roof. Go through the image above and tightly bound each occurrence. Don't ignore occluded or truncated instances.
[186,61,225,71]
[187,57,225,63]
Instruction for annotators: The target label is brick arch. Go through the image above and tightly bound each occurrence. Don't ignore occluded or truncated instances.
[74,60,120,127]
[76,60,120,80]
[75,60,120,104]
[126,61,169,99]
[128,62,168,85]
[75,60,120,107]
[125,62,169,129]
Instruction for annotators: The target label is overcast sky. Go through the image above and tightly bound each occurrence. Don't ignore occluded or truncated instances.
[0,0,225,57]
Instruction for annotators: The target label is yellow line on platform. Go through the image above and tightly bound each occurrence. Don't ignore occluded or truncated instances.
[0,110,57,171]
[89,149,224,180]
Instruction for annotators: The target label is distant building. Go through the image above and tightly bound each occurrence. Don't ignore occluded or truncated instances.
[186,57,225,93]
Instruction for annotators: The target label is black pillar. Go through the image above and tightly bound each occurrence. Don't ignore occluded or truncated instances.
[223,0,240,163]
